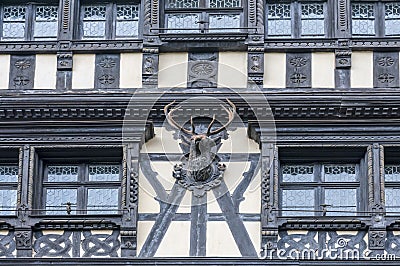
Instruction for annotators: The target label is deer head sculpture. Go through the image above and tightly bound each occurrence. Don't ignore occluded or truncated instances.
[164,99,236,182]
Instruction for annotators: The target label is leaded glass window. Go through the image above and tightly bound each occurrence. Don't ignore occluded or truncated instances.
[385,3,400,36]
[81,3,140,39]
[280,164,359,216]
[165,0,243,33]
[385,165,400,214]
[2,6,26,40]
[43,164,121,215]
[301,3,325,36]
[267,2,327,38]
[0,165,18,215]
[34,6,58,40]
[116,5,139,38]
[1,4,59,41]
[352,3,375,36]
[267,3,291,37]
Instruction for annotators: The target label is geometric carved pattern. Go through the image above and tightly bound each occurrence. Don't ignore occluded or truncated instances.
[33,230,120,257]
[286,53,311,88]
[373,52,399,88]
[95,54,120,89]
[9,55,35,89]
[82,230,120,257]
[33,231,72,257]
[0,231,16,257]
[277,230,368,259]
[188,52,218,88]
[385,231,400,256]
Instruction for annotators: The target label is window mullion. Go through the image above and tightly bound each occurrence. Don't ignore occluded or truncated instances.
[0,6,3,40]
[26,4,34,41]
[106,3,115,40]
[293,2,300,38]
[376,2,385,37]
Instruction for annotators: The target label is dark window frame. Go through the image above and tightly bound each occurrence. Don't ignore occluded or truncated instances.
[351,0,400,37]
[383,146,400,216]
[0,1,60,41]
[32,146,125,216]
[279,163,361,217]
[78,0,142,40]
[277,146,368,218]
[162,0,246,33]
[266,0,332,39]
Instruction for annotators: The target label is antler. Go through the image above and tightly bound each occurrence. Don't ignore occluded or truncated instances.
[206,99,236,136]
[164,101,196,135]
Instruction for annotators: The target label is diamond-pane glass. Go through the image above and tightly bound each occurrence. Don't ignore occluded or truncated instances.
[166,14,200,33]
[34,6,58,39]
[209,0,241,8]
[386,188,400,214]
[209,14,240,32]
[47,166,78,182]
[324,165,357,182]
[385,165,400,182]
[167,0,200,8]
[116,5,139,38]
[0,190,17,215]
[0,166,18,182]
[301,3,325,36]
[282,165,314,182]
[87,188,119,214]
[385,3,400,36]
[89,165,120,181]
[282,189,315,216]
[82,5,106,39]
[324,189,357,216]
[2,6,26,40]
[267,4,291,37]
[46,189,77,215]
[352,3,375,36]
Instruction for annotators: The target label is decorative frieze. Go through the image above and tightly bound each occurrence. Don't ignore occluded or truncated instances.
[9,55,35,90]
[374,52,399,88]
[94,54,120,89]
[286,53,311,88]
[188,52,218,88]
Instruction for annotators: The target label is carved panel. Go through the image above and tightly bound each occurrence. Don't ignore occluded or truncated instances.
[369,230,386,250]
[188,52,218,88]
[385,231,400,256]
[34,230,120,257]
[374,52,399,88]
[286,53,311,88]
[142,48,159,86]
[337,0,349,36]
[0,231,16,257]
[9,55,35,90]
[94,54,120,89]
[82,230,120,257]
[33,231,73,257]
[15,231,31,250]
[248,47,264,86]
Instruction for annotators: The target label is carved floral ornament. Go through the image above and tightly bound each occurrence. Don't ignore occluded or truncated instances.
[164,99,236,197]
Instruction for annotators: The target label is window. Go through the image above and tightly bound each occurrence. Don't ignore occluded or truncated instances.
[384,165,400,215]
[164,0,243,33]
[80,2,139,39]
[42,164,121,215]
[1,4,58,41]
[351,2,400,37]
[267,1,326,38]
[0,165,18,215]
[280,164,360,216]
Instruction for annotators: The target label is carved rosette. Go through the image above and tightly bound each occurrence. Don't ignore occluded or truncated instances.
[188,53,218,88]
